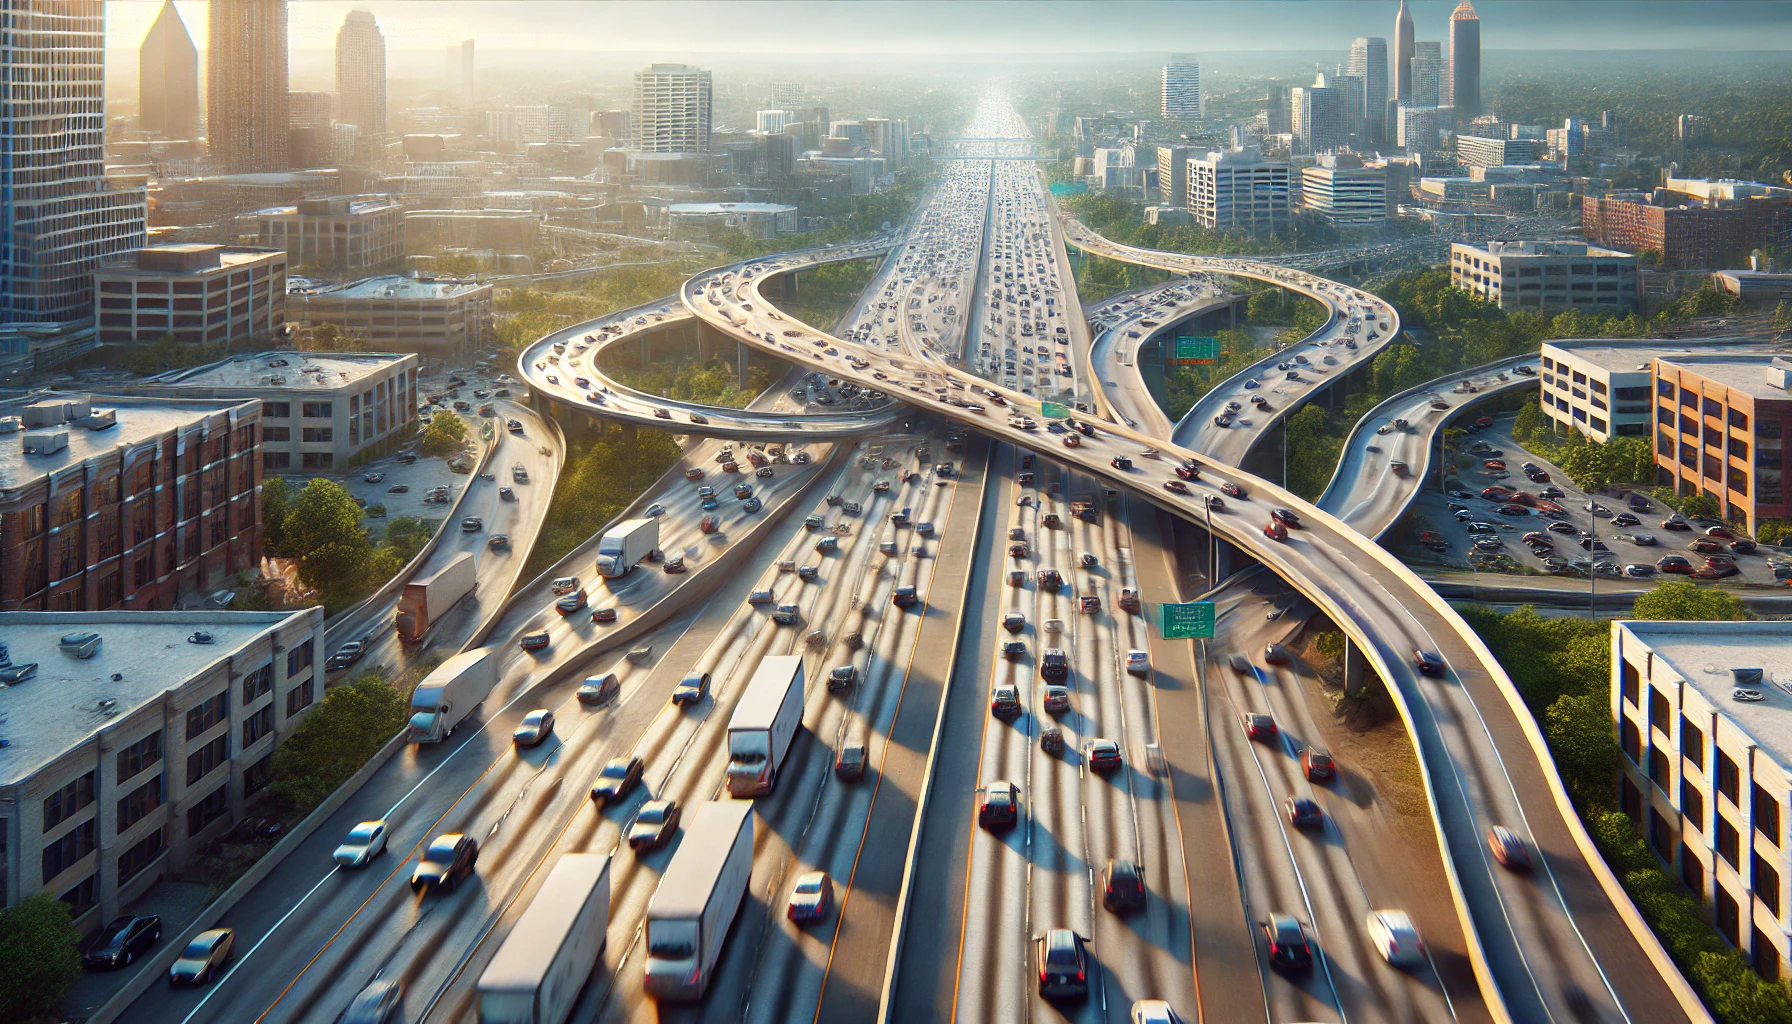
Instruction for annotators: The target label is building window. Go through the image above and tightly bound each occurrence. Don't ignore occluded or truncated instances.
[1718,749,1741,805]
[263,427,290,443]
[244,753,274,795]
[263,402,290,418]
[1717,815,1741,868]
[117,775,164,831]
[60,874,98,917]
[1731,408,1750,430]
[1717,886,1741,947]
[117,827,166,885]
[301,427,334,443]
[286,642,314,677]
[286,679,315,716]
[265,451,291,470]
[244,704,274,746]
[1621,659,1639,706]
[186,734,229,786]
[41,820,96,880]
[186,690,229,740]
[1756,927,1781,981]
[1648,687,1670,734]
[243,664,273,704]
[1650,746,1672,792]
[43,772,95,831]
[1682,717,1705,770]
[1683,844,1705,897]
[1704,397,1723,417]
[301,402,333,418]
[1682,778,1705,833]
[1756,854,1783,918]
[187,786,230,836]
[116,732,163,785]
[1620,718,1641,764]
[1755,784,1782,845]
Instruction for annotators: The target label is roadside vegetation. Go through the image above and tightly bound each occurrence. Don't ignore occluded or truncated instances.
[493,261,708,356]
[714,173,933,261]
[269,672,412,815]
[520,428,684,582]
[1462,587,1787,1024]
[261,477,420,613]
[0,894,82,1024]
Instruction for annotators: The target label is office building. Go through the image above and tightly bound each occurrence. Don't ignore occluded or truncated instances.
[1452,241,1639,317]
[94,244,286,347]
[1261,85,1291,136]
[239,196,405,273]
[1292,84,1346,156]
[131,350,419,471]
[0,0,149,369]
[1449,0,1481,114]
[1456,135,1537,170]
[1393,0,1416,103]
[0,391,265,612]
[633,64,713,154]
[1583,187,1792,270]
[1410,42,1444,108]
[0,608,323,923]
[1157,145,1197,207]
[1161,55,1203,121]
[756,110,791,133]
[1678,114,1711,150]
[1348,37,1389,145]
[209,0,290,173]
[1611,618,1792,979]
[662,202,799,241]
[1537,344,1657,442]
[335,10,386,139]
[1399,105,1441,154]
[1302,154,1386,228]
[770,81,804,109]
[287,277,492,360]
[445,40,474,105]
[140,1,199,141]
[1188,147,1291,233]
[1653,354,1792,529]
[1711,270,1792,306]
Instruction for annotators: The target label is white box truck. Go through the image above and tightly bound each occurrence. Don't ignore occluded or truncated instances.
[595,518,659,578]
[476,853,611,1024]
[396,552,477,642]
[644,802,754,1001]
[408,646,498,743]
[726,655,804,798]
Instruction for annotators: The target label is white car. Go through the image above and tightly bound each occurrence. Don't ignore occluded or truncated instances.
[332,820,388,868]
[1130,1000,1185,1024]
[1365,909,1425,967]
[1125,650,1150,676]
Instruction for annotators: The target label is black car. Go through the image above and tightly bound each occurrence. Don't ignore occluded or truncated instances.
[84,915,162,969]
[627,799,682,850]
[1414,649,1446,676]
[1102,859,1146,913]
[590,756,644,805]
[1035,928,1091,999]
[411,833,478,892]
[672,671,711,706]
[1286,796,1324,829]
[1270,508,1302,528]
[1263,913,1313,973]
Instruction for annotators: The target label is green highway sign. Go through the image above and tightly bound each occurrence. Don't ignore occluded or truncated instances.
[1174,336,1219,366]
[1157,601,1216,639]
[1039,402,1072,419]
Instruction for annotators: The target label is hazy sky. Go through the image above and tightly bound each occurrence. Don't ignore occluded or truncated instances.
[106,0,1792,62]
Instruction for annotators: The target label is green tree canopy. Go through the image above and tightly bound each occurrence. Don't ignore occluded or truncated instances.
[417,413,469,457]
[1631,581,1747,621]
[270,673,410,813]
[283,479,367,558]
[261,475,295,558]
[0,893,82,1023]
[1678,494,1721,520]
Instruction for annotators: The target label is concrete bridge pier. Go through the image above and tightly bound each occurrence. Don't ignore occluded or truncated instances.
[739,342,752,390]
[1342,634,1370,698]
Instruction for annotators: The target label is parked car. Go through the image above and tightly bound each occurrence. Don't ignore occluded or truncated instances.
[83,915,163,969]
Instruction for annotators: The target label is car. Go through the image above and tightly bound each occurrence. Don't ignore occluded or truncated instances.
[513,709,555,748]
[627,799,682,850]
[1286,797,1323,829]
[1003,612,1026,633]
[1706,525,1737,540]
[1263,642,1292,666]
[1079,594,1101,614]
[555,589,588,614]
[1086,738,1122,772]
[1242,713,1277,741]
[498,486,515,502]
[332,820,389,868]
[577,671,620,704]
[991,683,1023,719]
[1035,928,1091,999]
[83,914,163,969]
[1303,749,1335,782]
[1611,512,1640,527]
[1103,858,1146,913]
[700,514,719,534]
[326,640,366,671]
[646,503,667,517]
[1493,504,1529,517]
[1271,508,1302,528]
[1632,534,1659,547]
[672,672,711,706]
[664,556,687,574]
[1539,486,1565,499]
[519,630,550,651]
[363,472,386,484]
[787,871,835,923]
[167,928,235,985]
[1694,563,1741,579]
[1001,639,1027,660]
[1656,555,1694,574]
[1547,520,1580,535]
[1125,649,1150,676]
[1661,517,1692,531]
[1488,824,1533,870]
[411,833,478,892]
[590,756,644,804]
[835,740,867,780]
[1414,650,1445,676]
[1110,455,1133,470]
[551,576,580,595]
[829,664,858,692]
[341,978,404,1024]
[1263,519,1287,541]
[979,781,1019,829]
[1690,537,1725,554]
[685,468,704,481]
[460,516,483,532]
[1163,479,1190,495]
[1079,551,1099,568]
[1624,563,1657,578]
[1263,913,1313,973]
[1366,909,1426,968]
[892,585,919,608]
[488,533,510,550]
[654,408,671,419]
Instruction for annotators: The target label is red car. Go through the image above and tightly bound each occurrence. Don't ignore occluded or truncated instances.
[1264,520,1287,541]
[685,468,704,480]
[1302,749,1335,782]
[1163,480,1189,494]
[1706,525,1736,540]
[1175,464,1200,481]
[700,514,718,534]
[1062,434,1081,448]
[1221,482,1245,499]
[1689,537,1724,554]
[1242,713,1277,741]
[1487,825,1532,871]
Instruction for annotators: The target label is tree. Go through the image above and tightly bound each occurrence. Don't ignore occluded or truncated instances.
[283,479,366,558]
[261,476,295,558]
[1512,400,1550,444]
[1679,493,1721,520]
[1636,248,1663,267]
[1631,581,1747,621]
[269,673,409,813]
[417,413,469,457]
[382,516,437,564]
[1544,694,1622,808]
[0,894,82,1023]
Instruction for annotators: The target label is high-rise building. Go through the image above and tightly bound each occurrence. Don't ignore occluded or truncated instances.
[1157,145,1197,206]
[1677,114,1710,149]
[1187,147,1291,233]
[633,63,713,154]
[1393,0,1416,103]
[1262,85,1291,136]
[1302,153,1387,228]
[209,0,291,173]
[445,40,474,105]
[0,0,148,353]
[1161,55,1202,121]
[770,81,803,109]
[1449,0,1481,115]
[1348,38,1389,144]
[1292,84,1346,156]
[335,10,386,138]
[139,1,198,140]
[1398,105,1440,154]
[1410,42,1443,108]
[756,110,791,133]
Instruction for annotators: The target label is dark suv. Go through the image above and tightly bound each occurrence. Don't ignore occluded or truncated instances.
[1035,928,1091,999]
[411,833,478,893]
[83,915,162,969]
[1102,859,1146,913]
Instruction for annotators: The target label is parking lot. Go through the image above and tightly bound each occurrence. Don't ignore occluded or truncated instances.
[1399,414,1789,587]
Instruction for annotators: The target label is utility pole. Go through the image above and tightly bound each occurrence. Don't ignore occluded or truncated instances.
[1589,507,1598,617]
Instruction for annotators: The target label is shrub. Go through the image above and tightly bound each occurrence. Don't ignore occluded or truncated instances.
[0,894,81,1024]
[1631,581,1747,622]
[417,413,469,457]
[269,673,409,814]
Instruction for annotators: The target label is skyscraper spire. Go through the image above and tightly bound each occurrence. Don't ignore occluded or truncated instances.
[141,0,199,140]
[1393,0,1416,103]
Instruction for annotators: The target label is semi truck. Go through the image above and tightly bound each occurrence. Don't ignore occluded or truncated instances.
[644,802,754,1001]
[595,518,659,578]
[725,655,804,797]
[396,552,476,642]
[408,646,498,743]
[476,853,611,1024]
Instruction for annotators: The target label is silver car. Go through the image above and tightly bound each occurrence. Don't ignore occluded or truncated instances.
[332,820,388,868]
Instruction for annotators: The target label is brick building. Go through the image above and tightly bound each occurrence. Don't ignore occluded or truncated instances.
[1583,189,1792,270]
[1653,354,1792,532]
[0,393,263,611]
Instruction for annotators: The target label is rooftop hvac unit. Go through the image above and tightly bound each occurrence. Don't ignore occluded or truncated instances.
[22,430,69,456]
[83,409,117,430]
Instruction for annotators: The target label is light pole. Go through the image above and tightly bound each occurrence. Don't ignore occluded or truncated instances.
[1589,505,1598,618]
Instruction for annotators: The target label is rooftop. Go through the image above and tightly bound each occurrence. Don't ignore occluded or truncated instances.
[1657,353,1792,401]
[291,275,488,301]
[0,391,252,495]
[1543,340,1781,377]
[1465,240,1633,259]
[1621,620,1792,763]
[137,350,416,391]
[0,611,306,785]
[667,202,797,215]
